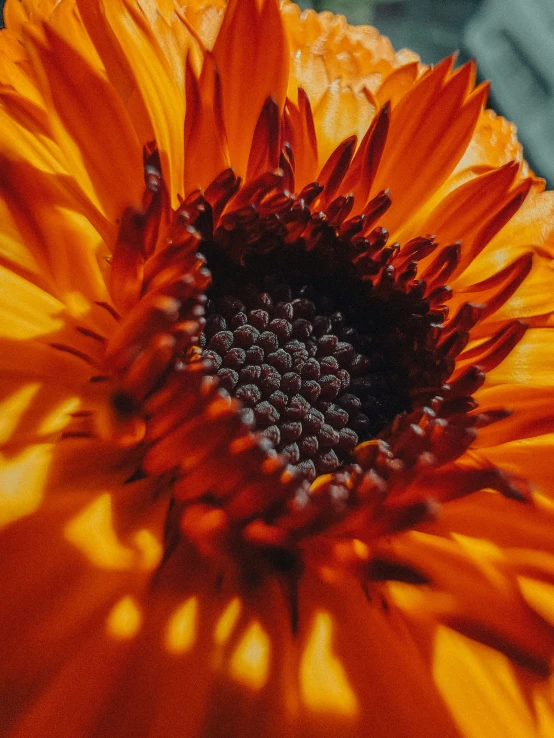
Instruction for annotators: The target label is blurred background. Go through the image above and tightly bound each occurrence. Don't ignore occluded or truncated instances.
[1,0,552,183]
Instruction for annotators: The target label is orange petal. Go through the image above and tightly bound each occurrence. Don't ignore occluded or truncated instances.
[97,0,186,205]
[432,626,554,738]
[376,62,420,108]
[183,53,230,192]
[283,88,319,189]
[0,158,110,305]
[380,531,554,675]
[484,327,554,387]
[23,23,144,223]
[419,162,519,263]
[373,59,489,237]
[473,385,554,448]
[213,0,289,179]
[313,80,377,168]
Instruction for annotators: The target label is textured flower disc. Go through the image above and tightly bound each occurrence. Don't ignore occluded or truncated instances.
[2,1,554,737]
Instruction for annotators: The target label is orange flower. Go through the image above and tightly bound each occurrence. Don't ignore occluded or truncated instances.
[1,1,554,736]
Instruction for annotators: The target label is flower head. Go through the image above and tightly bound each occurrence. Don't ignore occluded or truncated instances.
[1,1,554,736]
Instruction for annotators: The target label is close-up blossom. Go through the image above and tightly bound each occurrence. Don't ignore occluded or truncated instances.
[1,0,554,736]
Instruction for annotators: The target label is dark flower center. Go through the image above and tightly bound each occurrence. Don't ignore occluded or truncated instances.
[198,238,448,480]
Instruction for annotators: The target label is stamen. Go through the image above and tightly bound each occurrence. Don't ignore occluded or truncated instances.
[49,343,98,366]
[93,139,532,558]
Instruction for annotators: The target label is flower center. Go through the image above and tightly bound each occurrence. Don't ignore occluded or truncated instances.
[197,238,446,480]
[201,283,366,480]
[94,149,531,560]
